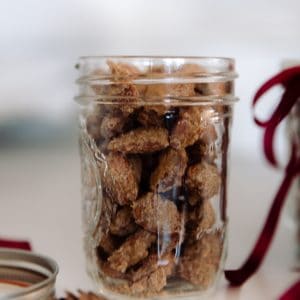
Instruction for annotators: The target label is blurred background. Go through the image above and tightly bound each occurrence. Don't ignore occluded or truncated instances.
[0,0,300,155]
[0,0,299,297]
[1,0,300,155]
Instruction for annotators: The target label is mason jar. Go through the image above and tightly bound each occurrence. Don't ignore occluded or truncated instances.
[0,249,58,300]
[75,56,238,299]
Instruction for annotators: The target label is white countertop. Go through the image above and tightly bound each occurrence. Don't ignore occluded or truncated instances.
[0,145,298,299]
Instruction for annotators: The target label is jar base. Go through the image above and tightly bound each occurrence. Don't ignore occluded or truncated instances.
[94,281,218,300]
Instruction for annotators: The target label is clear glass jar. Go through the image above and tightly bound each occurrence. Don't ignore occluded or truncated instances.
[75,56,238,299]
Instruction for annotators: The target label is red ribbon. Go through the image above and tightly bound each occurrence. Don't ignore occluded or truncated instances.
[225,66,300,298]
[279,281,300,300]
[252,66,300,167]
[0,238,32,251]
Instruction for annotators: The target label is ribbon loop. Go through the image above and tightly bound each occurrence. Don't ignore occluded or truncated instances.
[226,66,300,290]
[253,70,300,166]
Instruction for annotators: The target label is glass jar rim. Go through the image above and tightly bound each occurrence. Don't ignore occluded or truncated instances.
[78,55,235,62]
[76,55,237,78]
[75,56,238,105]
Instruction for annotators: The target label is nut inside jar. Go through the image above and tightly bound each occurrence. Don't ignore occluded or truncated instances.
[77,58,236,298]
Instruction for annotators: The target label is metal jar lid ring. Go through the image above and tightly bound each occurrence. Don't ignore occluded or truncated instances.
[0,249,58,300]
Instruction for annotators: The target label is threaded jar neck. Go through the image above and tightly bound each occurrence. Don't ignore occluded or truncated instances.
[75,56,238,106]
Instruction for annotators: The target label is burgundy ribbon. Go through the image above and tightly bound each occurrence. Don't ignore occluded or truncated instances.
[225,66,300,298]
[0,238,32,251]
[279,281,300,300]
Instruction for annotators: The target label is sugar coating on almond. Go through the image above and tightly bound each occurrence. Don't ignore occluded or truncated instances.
[195,81,232,97]
[107,127,169,154]
[100,153,139,205]
[98,233,117,255]
[107,83,140,116]
[187,140,217,165]
[186,162,220,200]
[132,192,181,234]
[109,206,137,237]
[179,232,223,287]
[188,200,216,239]
[129,253,174,295]
[137,109,164,127]
[170,107,218,150]
[145,83,195,99]
[129,156,142,183]
[107,230,155,273]
[129,252,174,282]
[112,253,174,297]
[107,60,141,80]
[170,107,204,149]
[150,148,188,193]
[100,114,126,139]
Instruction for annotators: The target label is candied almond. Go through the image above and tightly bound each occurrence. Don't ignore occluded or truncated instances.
[107,83,140,116]
[199,122,218,145]
[112,253,174,296]
[107,127,169,154]
[107,230,155,273]
[137,109,164,127]
[170,107,203,149]
[130,268,169,295]
[127,253,175,295]
[143,81,195,117]
[172,83,196,97]
[92,61,141,117]
[187,192,199,206]
[100,114,126,139]
[150,148,188,193]
[100,153,139,205]
[129,252,175,282]
[179,232,223,287]
[145,83,195,99]
[188,200,216,239]
[129,156,142,183]
[195,81,231,97]
[143,104,170,117]
[170,107,218,150]
[98,259,128,280]
[98,233,117,255]
[187,140,217,165]
[109,206,137,237]
[107,60,140,80]
[92,82,140,117]
[132,192,181,234]
[186,162,220,200]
